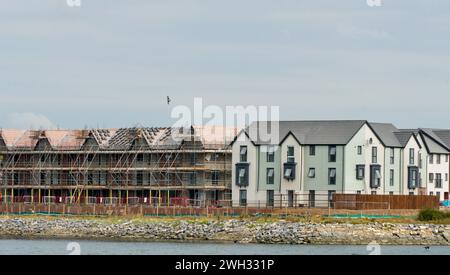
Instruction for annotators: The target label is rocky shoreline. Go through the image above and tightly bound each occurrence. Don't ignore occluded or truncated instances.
[0,217,449,245]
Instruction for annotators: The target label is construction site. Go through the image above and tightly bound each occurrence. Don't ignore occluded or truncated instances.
[0,126,236,208]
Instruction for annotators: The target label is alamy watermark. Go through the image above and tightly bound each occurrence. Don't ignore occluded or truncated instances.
[66,242,81,255]
[67,0,81,7]
[171,97,280,145]
[366,241,381,255]
[367,0,382,7]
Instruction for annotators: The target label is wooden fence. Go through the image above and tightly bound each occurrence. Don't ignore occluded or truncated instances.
[333,194,440,210]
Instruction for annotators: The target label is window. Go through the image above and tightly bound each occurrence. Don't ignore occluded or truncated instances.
[436,192,441,199]
[409,192,414,195]
[390,169,394,186]
[430,191,434,196]
[136,154,144,162]
[357,191,362,195]
[370,165,381,188]
[356,165,365,180]
[328,168,336,185]
[389,192,394,195]
[267,168,274,185]
[266,146,275,163]
[419,153,423,169]
[287,146,295,163]
[136,171,143,185]
[437,154,441,165]
[283,162,296,180]
[408,167,418,189]
[371,191,377,195]
[372,147,378,164]
[446,155,449,163]
[429,173,434,183]
[308,168,316,178]
[309,146,316,156]
[238,168,246,185]
[239,190,247,206]
[436,173,442,188]
[235,163,249,186]
[266,190,274,207]
[390,148,395,164]
[329,146,337,162]
[409,148,415,165]
[357,146,362,155]
[430,154,434,164]
[240,146,247,162]
[212,171,220,185]
[446,173,449,182]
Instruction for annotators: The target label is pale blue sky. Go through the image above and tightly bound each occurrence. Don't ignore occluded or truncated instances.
[1,0,449,129]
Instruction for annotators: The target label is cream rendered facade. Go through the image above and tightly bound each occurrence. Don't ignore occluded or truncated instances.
[279,134,303,203]
[400,136,422,196]
[231,132,262,206]
[344,124,387,195]
[416,133,450,201]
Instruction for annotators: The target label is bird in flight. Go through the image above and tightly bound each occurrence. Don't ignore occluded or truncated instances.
[167,96,171,105]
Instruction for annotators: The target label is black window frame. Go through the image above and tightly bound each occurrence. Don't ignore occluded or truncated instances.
[266,168,275,185]
[372,147,378,164]
[308,168,316,178]
[235,163,250,187]
[370,164,381,188]
[266,146,275,163]
[328,168,336,185]
[328,146,337,163]
[239,190,247,206]
[309,146,316,156]
[356,165,365,180]
[409,148,415,165]
[239,146,248,162]
[287,146,295,163]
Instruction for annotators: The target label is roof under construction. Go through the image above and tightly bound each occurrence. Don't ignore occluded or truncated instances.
[0,125,238,151]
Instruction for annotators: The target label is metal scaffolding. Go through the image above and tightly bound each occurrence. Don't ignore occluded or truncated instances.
[0,126,234,207]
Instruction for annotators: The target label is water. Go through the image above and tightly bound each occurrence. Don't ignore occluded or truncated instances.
[0,239,448,255]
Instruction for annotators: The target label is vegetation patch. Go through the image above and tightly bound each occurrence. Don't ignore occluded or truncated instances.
[417,208,450,221]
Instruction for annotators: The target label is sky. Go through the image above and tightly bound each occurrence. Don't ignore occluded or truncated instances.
[0,0,449,130]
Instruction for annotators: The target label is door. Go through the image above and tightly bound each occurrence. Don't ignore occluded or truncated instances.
[309,190,315,208]
[288,190,294,207]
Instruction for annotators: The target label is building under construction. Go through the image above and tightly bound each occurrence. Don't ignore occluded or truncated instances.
[0,126,235,207]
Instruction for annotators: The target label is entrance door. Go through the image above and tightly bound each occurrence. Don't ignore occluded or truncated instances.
[309,190,315,208]
[288,190,294,207]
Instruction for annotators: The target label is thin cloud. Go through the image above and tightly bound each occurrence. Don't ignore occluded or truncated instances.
[5,112,56,130]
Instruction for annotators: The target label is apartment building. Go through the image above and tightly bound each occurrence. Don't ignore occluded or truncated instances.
[231,120,434,207]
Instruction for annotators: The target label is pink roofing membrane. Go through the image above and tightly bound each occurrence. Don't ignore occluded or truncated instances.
[0,130,26,148]
[13,130,38,149]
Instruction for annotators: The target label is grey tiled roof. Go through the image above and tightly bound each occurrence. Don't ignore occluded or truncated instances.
[433,130,450,149]
[247,120,367,145]
[393,132,414,147]
[368,123,402,147]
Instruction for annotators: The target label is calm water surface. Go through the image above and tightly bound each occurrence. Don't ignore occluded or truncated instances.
[0,239,448,255]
